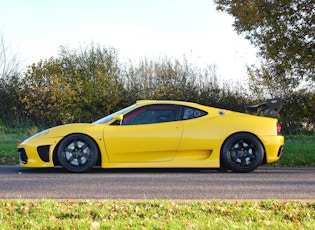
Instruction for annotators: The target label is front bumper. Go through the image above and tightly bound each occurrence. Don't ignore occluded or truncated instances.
[18,137,61,168]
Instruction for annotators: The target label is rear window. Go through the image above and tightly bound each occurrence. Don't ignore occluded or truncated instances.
[180,106,207,120]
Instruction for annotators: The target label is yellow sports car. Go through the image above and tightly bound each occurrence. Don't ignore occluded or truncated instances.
[18,100,284,173]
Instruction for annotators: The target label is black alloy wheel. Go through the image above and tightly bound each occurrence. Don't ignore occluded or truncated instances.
[221,133,264,173]
[57,134,98,173]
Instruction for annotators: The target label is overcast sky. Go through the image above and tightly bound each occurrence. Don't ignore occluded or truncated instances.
[1,0,259,81]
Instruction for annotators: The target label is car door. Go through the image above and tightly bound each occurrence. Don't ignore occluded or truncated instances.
[104,104,183,163]
[177,106,212,152]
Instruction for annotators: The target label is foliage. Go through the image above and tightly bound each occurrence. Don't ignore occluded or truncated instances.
[0,199,314,229]
[122,57,224,105]
[247,62,300,99]
[214,0,315,82]
[0,74,23,125]
[247,63,315,134]
[0,40,314,133]
[0,30,21,80]
[20,43,124,125]
[10,44,247,127]
[0,30,23,125]
[214,0,315,133]
[281,91,315,134]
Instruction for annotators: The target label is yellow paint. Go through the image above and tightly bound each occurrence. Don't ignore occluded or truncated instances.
[18,100,284,169]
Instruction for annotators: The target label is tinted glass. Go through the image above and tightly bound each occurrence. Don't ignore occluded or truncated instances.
[93,104,137,124]
[122,104,179,125]
[180,106,207,120]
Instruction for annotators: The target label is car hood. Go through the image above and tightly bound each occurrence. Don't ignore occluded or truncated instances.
[47,123,100,137]
[21,123,101,144]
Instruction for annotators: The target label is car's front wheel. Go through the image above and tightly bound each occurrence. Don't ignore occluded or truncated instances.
[57,134,98,173]
[221,133,264,173]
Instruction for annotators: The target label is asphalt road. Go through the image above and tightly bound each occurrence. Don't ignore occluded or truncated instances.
[0,166,314,200]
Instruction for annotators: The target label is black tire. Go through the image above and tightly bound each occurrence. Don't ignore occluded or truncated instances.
[57,134,98,173]
[221,133,264,173]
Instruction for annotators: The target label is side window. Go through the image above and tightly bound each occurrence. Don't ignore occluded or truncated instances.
[122,104,179,125]
[180,106,207,120]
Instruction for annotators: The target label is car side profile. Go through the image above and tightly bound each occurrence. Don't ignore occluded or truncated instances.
[18,100,284,173]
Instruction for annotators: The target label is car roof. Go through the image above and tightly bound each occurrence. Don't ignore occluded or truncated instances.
[136,100,199,106]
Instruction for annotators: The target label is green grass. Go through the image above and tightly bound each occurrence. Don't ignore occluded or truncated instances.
[0,200,314,229]
[272,134,315,167]
[0,125,42,165]
[0,143,18,164]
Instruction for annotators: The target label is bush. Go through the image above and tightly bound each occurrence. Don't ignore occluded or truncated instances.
[0,43,314,134]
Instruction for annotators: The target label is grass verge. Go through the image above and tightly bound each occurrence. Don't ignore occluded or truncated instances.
[271,134,315,167]
[0,125,41,165]
[0,200,314,229]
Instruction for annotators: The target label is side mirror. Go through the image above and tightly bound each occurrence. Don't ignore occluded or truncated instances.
[113,114,123,125]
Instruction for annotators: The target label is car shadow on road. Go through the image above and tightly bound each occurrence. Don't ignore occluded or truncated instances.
[3,165,307,175]
[13,166,224,174]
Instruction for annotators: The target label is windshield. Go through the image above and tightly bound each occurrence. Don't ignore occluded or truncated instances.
[93,104,137,124]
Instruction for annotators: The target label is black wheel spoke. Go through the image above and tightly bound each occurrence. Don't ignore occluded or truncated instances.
[68,154,76,163]
[81,152,90,159]
[77,157,83,166]
[247,152,255,159]
[80,143,88,151]
[73,140,79,148]
[241,156,247,166]
[244,143,254,151]
[238,140,244,148]
[65,148,74,153]
[231,146,239,152]
[233,153,242,162]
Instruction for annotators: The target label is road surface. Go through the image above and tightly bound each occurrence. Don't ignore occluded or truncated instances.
[0,166,314,200]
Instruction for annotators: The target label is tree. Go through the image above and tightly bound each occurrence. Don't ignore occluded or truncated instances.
[214,0,315,82]
[20,43,124,125]
[122,56,222,105]
[0,30,20,79]
[247,62,300,99]
[0,30,22,125]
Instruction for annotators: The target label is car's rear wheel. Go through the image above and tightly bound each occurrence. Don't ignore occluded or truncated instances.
[57,134,98,173]
[221,133,264,173]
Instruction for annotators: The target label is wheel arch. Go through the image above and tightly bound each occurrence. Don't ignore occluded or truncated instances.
[52,133,102,167]
[220,131,267,167]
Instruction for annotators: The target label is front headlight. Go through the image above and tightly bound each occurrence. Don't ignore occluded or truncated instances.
[21,129,49,144]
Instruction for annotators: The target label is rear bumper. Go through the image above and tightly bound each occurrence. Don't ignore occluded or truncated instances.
[261,135,284,164]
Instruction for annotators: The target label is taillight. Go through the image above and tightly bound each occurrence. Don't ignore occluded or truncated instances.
[277,123,281,134]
